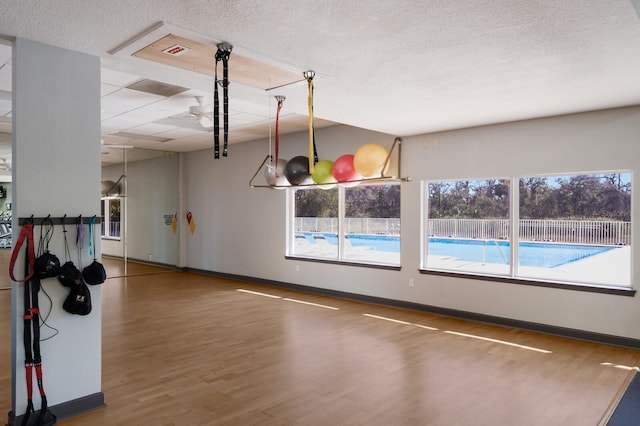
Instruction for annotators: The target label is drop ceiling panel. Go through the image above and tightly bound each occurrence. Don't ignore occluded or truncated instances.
[100,67,141,87]
[102,115,149,133]
[101,88,167,119]
[155,127,205,138]
[101,83,121,97]
[129,122,178,135]
[133,34,302,90]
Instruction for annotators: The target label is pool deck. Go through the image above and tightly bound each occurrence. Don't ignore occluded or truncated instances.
[294,239,632,288]
[429,245,631,287]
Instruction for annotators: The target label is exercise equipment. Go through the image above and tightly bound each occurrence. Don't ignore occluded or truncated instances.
[9,220,57,425]
[284,156,311,185]
[265,158,290,186]
[311,160,336,185]
[214,42,232,159]
[354,143,388,177]
[332,154,361,183]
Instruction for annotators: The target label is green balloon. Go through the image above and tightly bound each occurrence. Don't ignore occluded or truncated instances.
[312,160,336,185]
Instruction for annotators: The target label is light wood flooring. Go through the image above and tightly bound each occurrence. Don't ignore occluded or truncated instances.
[2,253,640,425]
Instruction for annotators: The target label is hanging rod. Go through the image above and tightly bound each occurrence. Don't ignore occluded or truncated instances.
[18,215,101,226]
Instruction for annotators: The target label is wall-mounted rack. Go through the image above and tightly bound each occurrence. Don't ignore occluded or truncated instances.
[18,215,101,226]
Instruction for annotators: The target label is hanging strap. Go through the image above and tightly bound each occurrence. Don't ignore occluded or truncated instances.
[76,216,86,268]
[37,217,54,258]
[76,215,85,250]
[214,43,232,159]
[21,223,54,425]
[214,55,220,159]
[61,216,72,264]
[304,71,319,174]
[274,95,285,177]
[88,216,96,259]
[9,222,35,282]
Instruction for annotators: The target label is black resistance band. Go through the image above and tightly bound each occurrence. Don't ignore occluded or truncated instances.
[10,220,56,425]
[214,42,232,159]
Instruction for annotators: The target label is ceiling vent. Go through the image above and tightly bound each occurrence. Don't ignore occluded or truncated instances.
[125,78,189,97]
[161,44,191,56]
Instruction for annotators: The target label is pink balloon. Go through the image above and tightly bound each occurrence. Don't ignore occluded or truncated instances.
[332,154,361,182]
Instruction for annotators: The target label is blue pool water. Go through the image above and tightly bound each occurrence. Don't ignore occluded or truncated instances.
[427,238,614,268]
[297,233,614,268]
[298,232,400,252]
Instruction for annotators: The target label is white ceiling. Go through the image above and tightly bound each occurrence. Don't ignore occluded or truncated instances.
[0,1,640,169]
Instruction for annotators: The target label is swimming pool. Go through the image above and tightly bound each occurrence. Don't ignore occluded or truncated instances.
[298,233,400,252]
[427,238,614,268]
[297,233,615,268]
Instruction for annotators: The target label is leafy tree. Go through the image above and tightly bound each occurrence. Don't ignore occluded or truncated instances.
[295,188,338,217]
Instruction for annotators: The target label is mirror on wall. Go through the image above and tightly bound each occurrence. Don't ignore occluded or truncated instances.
[101,145,180,277]
[0,40,181,279]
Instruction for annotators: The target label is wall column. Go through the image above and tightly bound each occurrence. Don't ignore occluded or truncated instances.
[9,37,104,423]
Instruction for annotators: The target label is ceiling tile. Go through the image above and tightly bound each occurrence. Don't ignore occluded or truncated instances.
[100,67,141,87]
[101,88,167,119]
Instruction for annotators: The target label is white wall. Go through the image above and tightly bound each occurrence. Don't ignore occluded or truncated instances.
[102,153,179,265]
[182,106,640,341]
[12,38,102,415]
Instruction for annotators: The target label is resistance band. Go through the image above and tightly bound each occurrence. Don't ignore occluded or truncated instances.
[274,95,285,177]
[214,43,232,159]
[304,71,319,174]
[9,220,56,425]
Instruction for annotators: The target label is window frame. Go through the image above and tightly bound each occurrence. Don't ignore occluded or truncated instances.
[420,171,635,296]
[101,196,122,241]
[286,182,402,269]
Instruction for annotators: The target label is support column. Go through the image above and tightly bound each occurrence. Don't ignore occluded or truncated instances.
[9,37,104,424]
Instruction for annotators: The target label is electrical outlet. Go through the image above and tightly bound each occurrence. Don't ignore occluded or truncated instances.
[409,278,414,287]
[295,264,300,272]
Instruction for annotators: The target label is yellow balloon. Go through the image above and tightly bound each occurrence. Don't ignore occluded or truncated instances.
[353,144,388,177]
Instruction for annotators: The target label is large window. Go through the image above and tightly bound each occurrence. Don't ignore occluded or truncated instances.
[289,183,401,266]
[101,197,121,240]
[425,178,511,275]
[423,172,632,288]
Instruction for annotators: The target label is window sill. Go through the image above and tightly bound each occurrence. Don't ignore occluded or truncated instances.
[419,268,636,296]
[286,255,401,271]
[101,236,121,241]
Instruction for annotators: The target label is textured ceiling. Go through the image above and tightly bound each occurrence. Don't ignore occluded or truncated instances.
[0,0,640,167]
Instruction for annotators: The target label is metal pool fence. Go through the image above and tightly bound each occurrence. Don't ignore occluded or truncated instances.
[295,217,631,245]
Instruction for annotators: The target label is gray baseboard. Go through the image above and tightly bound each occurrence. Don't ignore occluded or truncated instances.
[7,392,105,425]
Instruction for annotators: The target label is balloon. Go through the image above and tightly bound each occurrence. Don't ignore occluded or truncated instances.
[332,154,361,183]
[101,180,121,196]
[264,158,290,187]
[353,143,388,177]
[311,160,336,185]
[284,156,311,185]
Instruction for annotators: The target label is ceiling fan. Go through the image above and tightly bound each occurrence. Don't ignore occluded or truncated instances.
[189,96,214,128]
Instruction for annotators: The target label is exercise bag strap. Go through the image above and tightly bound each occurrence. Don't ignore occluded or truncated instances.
[61,216,72,264]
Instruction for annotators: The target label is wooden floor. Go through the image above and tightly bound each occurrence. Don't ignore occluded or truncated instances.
[2,254,640,425]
